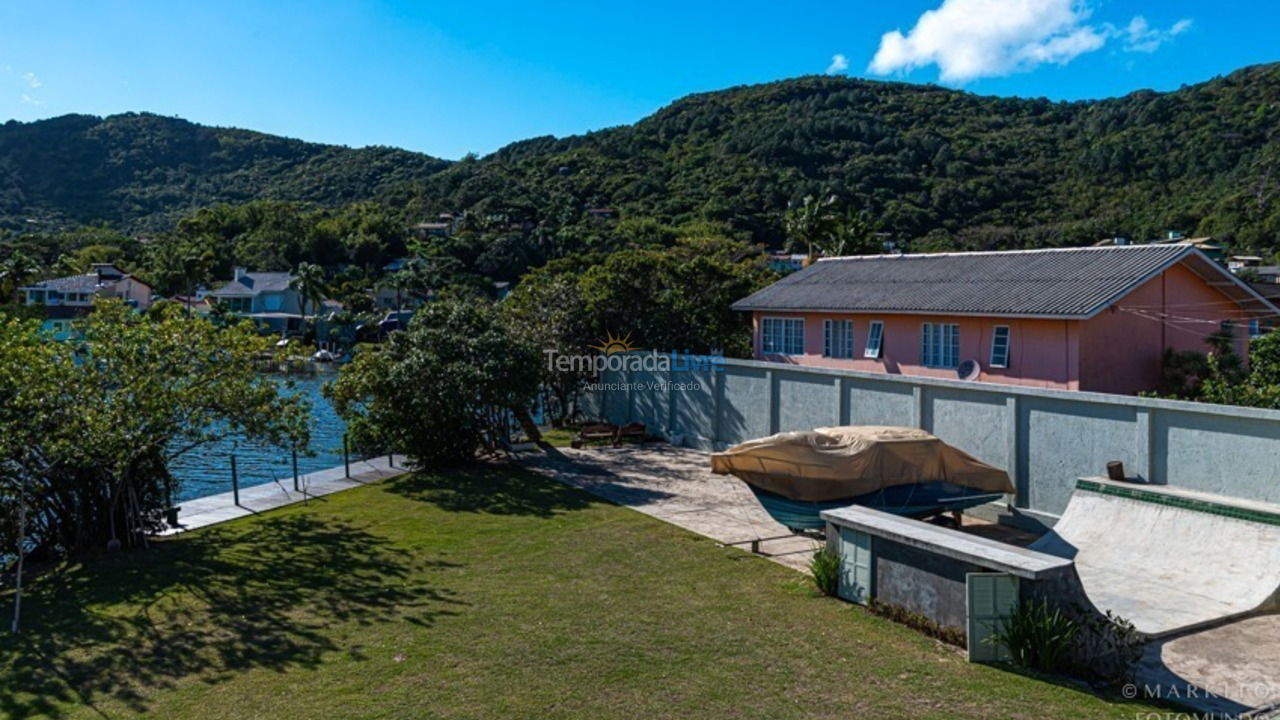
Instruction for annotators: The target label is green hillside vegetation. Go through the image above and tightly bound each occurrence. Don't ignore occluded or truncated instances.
[0,112,448,231]
[412,63,1280,253]
[4,63,1280,306]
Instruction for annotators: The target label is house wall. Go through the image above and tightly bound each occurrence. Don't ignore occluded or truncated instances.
[1079,264,1251,395]
[254,290,303,315]
[112,277,154,310]
[752,312,1081,390]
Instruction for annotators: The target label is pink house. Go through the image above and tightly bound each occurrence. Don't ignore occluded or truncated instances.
[732,245,1280,395]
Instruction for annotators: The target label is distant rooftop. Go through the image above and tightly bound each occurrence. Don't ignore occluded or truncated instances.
[209,270,293,296]
[21,263,148,293]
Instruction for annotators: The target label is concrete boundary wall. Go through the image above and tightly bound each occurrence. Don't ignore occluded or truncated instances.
[595,356,1280,523]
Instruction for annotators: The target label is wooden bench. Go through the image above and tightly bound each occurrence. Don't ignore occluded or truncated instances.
[571,422,647,449]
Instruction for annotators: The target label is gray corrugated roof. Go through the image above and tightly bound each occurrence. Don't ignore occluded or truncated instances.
[732,245,1197,318]
[24,274,107,293]
[210,272,294,296]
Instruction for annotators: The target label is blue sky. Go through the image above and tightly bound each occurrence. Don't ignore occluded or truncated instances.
[1,1,1275,159]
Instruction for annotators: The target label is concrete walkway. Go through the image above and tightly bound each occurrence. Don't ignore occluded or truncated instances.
[158,456,403,535]
[521,444,823,571]
[1138,614,1280,718]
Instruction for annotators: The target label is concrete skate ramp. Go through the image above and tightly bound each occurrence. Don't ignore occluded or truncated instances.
[1031,478,1280,637]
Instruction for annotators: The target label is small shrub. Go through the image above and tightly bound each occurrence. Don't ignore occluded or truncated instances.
[1069,608,1143,687]
[809,547,840,596]
[867,598,967,647]
[987,599,1079,673]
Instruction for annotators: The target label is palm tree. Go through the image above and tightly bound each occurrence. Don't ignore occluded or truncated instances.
[815,209,881,258]
[0,251,40,305]
[290,262,328,348]
[174,245,214,315]
[784,194,839,263]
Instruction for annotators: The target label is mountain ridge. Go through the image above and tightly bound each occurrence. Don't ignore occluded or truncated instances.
[4,61,1280,252]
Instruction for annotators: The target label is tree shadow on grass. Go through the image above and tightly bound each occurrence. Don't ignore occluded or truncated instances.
[385,463,602,518]
[0,513,465,719]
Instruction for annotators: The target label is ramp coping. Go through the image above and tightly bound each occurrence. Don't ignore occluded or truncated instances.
[1076,477,1280,527]
[822,505,1072,580]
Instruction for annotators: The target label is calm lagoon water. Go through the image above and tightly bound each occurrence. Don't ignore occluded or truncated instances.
[169,372,353,503]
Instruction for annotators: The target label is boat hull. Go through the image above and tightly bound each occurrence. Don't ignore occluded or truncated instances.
[748,482,1006,532]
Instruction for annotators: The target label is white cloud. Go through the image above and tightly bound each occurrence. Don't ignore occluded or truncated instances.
[1121,16,1191,53]
[21,94,43,105]
[869,0,1107,83]
[23,71,40,89]
[868,1,1192,83]
[826,53,849,75]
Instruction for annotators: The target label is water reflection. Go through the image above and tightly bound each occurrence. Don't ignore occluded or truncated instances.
[169,372,351,503]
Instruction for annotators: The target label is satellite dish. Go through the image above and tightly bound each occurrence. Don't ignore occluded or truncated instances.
[957,359,980,381]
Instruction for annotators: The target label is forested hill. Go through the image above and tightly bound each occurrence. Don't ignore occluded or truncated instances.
[417,61,1280,251]
[5,62,1280,251]
[0,112,449,231]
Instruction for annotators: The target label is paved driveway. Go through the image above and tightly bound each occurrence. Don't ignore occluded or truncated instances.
[521,444,822,571]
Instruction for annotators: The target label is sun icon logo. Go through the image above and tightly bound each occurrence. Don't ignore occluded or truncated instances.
[589,330,637,355]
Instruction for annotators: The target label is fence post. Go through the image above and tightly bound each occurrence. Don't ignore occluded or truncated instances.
[1135,407,1154,483]
[292,449,299,492]
[388,451,394,468]
[231,454,240,507]
[1005,395,1024,507]
[343,434,350,478]
[766,369,778,434]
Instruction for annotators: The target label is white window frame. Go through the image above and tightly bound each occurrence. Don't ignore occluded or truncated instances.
[1249,318,1263,338]
[989,325,1011,369]
[864,320,884,359]
[761,317,805,355]
[921,322,960,369]
[823,319,854,359]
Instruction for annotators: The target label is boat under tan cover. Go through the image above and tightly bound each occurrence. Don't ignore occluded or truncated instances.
[709,425,1014,502]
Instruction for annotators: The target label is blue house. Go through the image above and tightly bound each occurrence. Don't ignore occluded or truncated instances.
[207,268,304,334]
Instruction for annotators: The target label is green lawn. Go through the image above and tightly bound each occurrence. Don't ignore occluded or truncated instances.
[538,427,577,447]
[0,465,1160,719]
[537,427,649,449]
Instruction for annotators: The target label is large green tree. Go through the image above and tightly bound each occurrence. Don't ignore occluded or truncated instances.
[144,236,215,302]
[0,251,39,304]
[502,256,596,425]
[577,230,776,357]
[1201,330,1280,408]
[0,301,308,565]
[327,300,540,466]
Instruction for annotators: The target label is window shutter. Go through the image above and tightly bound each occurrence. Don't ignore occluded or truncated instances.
[966,572,1018,663]
[823,319,832,357]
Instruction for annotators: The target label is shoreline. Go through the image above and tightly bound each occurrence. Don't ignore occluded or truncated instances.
[157,455,403,535]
